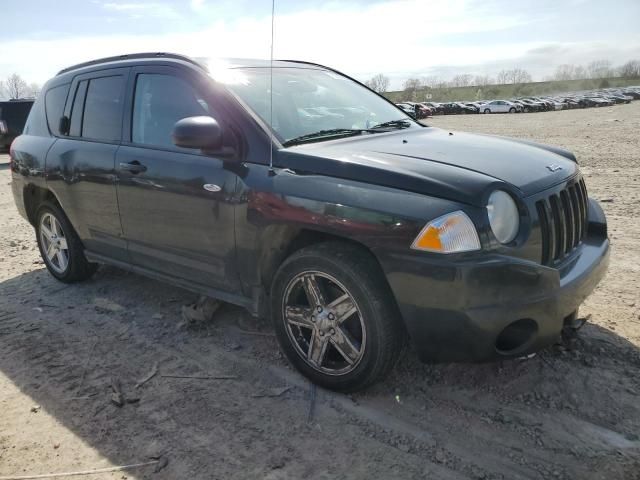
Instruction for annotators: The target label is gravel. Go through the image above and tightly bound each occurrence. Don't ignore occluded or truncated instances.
[1,103,639,479]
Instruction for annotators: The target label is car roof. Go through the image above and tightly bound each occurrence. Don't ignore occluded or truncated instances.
[55,52,328,78]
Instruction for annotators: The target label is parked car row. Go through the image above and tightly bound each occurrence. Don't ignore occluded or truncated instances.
[395,102,432,119]
[395,86,640,117]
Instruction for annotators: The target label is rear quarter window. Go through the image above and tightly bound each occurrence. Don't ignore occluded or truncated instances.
[45,84,70,135]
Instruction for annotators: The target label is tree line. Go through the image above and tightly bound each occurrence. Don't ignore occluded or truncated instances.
[364,59,640,96]
[0,74,41,100]
[548,60,640,81]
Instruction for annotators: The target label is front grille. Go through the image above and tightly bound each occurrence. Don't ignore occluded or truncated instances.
[536,178,588,265]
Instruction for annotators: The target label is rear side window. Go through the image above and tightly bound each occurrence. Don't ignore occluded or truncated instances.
[69,81,88,137]
[44,84,70,135]
[81,75,124,142]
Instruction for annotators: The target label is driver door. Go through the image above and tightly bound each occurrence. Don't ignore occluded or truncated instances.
[115,65,241,293]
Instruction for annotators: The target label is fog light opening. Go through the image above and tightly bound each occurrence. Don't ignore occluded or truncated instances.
[495,318,538,355]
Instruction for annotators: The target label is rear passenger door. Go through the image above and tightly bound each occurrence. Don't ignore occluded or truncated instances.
[46,68,130,262]
[115,65,241,294]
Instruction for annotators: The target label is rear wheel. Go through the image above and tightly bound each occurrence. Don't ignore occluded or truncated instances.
[271,243,403,392]
[36,201,97,282]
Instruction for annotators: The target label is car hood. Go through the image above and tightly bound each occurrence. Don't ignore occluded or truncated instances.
[276,127,578,207]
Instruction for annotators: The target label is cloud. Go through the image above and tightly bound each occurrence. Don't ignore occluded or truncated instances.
[526,44,567,56]
[102,2,151,10]
[190,0,206,11]
[0,0,638,88]
[100,1,180,18]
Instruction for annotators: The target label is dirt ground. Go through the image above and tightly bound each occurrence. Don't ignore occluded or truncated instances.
[1,103,639,480]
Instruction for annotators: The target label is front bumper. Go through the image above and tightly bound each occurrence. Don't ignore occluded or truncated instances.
[380,200,610,363]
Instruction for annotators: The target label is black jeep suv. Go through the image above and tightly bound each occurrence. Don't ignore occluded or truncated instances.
[1,99,34,151]
[11,53,609,391]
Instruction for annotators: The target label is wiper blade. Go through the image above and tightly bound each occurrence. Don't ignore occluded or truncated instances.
[282,129,365,147]
[282,121,413,147]
[369,119,413,130]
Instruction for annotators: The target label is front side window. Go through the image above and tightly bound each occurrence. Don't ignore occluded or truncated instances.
[132,73,211,148]
[82,75,124,142]
[220,66,417,146]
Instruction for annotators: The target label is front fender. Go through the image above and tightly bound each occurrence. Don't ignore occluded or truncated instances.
[234,163,477,297]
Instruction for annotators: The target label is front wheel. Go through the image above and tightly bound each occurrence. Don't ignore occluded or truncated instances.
[36,202,97,282]
[271,243,403,392]
[509,107,516,113]
[484,108,491,114]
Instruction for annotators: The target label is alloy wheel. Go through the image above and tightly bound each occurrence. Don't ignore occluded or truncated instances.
[282,271,366,376]
[39,212,69,274]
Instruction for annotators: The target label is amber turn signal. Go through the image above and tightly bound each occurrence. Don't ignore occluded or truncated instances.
[411,211,481,253]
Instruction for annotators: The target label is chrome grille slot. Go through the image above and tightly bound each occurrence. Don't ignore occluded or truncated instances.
[535,179,589,265]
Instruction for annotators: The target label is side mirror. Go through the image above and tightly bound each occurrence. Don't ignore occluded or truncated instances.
[172,116,223,151]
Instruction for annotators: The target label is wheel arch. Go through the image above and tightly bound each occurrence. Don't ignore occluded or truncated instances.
[260,227,387,289]
[254,226,396,319]
[22,183,62,226]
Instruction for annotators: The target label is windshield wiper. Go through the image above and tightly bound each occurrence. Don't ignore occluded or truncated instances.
[282,129,366,147]
[282,120,413,147]
[368,119,413,130]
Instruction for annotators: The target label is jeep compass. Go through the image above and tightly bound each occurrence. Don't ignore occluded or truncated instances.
[10,53,609,391]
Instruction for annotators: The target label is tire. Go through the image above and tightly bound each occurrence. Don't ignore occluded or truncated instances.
[270,242,404,392]
[36,201,97,283]
[484,108,491,114]
[524,107,530,113]
[509,107,516,113]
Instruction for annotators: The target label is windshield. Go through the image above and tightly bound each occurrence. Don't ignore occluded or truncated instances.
[218,66,416,145]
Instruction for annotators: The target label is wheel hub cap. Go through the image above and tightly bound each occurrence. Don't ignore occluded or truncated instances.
[39,213,69,274]
[282,271,366,376]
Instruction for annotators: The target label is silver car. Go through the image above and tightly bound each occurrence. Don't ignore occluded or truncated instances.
[482,100,519,114]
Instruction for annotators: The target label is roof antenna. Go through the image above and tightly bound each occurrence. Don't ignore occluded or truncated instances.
[268,0,276,175]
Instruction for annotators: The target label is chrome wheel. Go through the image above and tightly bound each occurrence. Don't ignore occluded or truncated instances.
[39,212,69,274]
[282,271,366,376]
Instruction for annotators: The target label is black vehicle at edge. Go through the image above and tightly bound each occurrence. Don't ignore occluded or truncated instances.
[0,99,34,150]
[10,53,609,391]
[441,102,477,115]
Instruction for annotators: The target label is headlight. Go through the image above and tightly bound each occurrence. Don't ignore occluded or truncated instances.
[487,190,519,244]
[411,211,480,253]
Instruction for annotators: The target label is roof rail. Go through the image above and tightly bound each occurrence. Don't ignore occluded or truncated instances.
[56,52,206,76]
[277,59,332,71]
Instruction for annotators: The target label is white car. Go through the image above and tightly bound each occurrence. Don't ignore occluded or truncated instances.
[395,103,417,117]
[482,100,519,114]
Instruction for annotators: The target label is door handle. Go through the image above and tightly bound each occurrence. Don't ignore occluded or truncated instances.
[119,160,147,174]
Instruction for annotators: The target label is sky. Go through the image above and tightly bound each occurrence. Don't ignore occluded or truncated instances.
[1,0,639,91]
